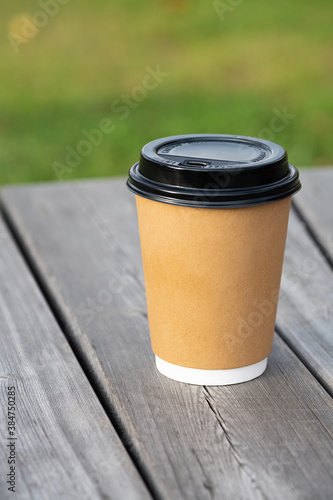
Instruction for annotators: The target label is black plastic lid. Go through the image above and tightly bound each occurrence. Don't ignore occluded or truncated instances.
[126,134,301,208]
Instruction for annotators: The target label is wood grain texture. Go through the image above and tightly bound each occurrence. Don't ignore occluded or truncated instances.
[0,217,150,500]
[277,208,333,395]
[2,178,333,500]
[292,168,333,265]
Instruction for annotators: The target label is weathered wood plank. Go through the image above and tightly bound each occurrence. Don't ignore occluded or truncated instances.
[0,217,150,500]
[277,207,333,395]
[2,179,333,500]
[292,168,333,264]
[274,168,333,395]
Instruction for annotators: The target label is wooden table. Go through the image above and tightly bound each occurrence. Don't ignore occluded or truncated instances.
[0,168,332,500]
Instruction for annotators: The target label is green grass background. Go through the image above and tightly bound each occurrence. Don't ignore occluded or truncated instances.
[0,0,332,185]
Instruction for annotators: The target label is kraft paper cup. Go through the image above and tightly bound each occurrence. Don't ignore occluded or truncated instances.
[127,134,301,385]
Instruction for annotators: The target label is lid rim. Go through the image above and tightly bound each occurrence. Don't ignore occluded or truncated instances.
[126,179,301,208]
[127,163,301,208]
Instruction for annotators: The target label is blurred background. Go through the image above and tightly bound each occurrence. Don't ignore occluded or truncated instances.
[0,0,332,186]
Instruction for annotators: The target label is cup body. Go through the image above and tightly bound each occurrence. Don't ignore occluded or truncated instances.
[136,195,291,383]
[127,133,301,385]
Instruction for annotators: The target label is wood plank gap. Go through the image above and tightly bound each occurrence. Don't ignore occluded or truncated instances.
[0,202,164,500]
[275,324,332,398]
[292,200,333,270]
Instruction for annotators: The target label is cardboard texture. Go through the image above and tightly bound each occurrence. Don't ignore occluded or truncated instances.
[136,196,291,370]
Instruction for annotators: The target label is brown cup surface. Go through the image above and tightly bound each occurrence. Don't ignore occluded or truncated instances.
[136,195,291,370]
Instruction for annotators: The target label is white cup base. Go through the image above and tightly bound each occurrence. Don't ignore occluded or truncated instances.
[155,356,268,386]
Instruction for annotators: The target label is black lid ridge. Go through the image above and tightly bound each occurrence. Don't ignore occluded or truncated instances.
[126,134,301,208]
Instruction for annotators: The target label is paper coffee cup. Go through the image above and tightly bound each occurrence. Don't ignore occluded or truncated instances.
[127,134,301,385]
